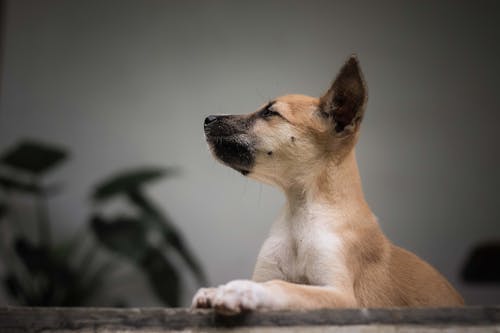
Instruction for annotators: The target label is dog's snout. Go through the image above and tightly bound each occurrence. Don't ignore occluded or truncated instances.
[204,115,218,127]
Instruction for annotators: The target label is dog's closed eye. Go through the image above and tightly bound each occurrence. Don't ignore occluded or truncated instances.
[260,102,281,119]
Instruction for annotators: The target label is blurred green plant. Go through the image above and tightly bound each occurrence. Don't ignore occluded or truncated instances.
[0,140,115,306]
[0,140,206,307]
[90,167,207,306]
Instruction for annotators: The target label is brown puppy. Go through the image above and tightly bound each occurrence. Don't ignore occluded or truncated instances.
[193,56,464,315]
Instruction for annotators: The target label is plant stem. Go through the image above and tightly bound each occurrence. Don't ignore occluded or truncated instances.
[36,188,51,248]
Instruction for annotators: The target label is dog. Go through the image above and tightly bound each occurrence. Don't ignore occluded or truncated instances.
[193,55,464,315]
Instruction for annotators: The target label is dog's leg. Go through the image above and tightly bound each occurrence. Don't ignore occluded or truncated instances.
[192,279,356,315]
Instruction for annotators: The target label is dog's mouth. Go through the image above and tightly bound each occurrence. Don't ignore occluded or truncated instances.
[205,132,255,176]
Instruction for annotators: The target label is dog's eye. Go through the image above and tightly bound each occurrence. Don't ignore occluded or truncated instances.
[260,103,280,119]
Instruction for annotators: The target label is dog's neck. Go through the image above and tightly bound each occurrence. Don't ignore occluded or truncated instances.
[283,150,371,224]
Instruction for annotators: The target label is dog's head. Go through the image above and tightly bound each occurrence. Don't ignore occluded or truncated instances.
[204,56,367,189]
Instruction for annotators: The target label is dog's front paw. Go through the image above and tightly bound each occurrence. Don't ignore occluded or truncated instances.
[212,280,274,315]
[192,287,217,309]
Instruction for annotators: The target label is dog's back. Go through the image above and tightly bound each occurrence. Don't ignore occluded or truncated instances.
[350,222,464,306]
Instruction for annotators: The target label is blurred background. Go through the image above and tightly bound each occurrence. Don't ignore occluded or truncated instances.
[1,0,499,307]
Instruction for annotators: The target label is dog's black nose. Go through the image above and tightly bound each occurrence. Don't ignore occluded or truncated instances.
[204,115,218,127]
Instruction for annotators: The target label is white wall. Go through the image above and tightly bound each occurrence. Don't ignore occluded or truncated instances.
[1,0,499,306]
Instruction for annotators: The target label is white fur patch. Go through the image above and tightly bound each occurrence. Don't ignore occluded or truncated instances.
[191,287,217,308]
[254,201,350,288]
[211,280,276,315]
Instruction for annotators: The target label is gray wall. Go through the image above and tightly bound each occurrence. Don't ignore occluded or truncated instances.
[1,0,499,306]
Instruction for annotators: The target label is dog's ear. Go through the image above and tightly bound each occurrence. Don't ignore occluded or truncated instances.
[319,55,367,134]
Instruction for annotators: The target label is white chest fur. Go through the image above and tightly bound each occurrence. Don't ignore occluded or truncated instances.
[255,202,348,287]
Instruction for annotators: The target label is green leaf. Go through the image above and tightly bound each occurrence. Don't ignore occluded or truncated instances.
[67,259,117,306]
[90,215,149,261]
[14,237,51,274]
[45,264,78,305]
[83,260,117,288]
[3,273,25,300]
[0,140,67,175]
[127,191,207,285]
[462,241,500,283]
[0,176,43,193]
[52,232,86,263]
[13,237,80,305]
[161,224,207,285]
[8,233,119,306]
[140,247,180,307]
[92,167,178,201]
[0,202,6,219]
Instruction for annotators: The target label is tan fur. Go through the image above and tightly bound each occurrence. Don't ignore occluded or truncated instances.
[193,56,464,315]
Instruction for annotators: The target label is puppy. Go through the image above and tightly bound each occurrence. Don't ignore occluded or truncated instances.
[193,56,464,315]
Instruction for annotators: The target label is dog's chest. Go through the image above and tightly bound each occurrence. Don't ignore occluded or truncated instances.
[263,209,346,285]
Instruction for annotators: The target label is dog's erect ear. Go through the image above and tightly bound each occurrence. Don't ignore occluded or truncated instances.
[319,55,367,133]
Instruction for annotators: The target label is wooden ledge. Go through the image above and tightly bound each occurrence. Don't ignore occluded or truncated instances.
[1,306,500,332]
